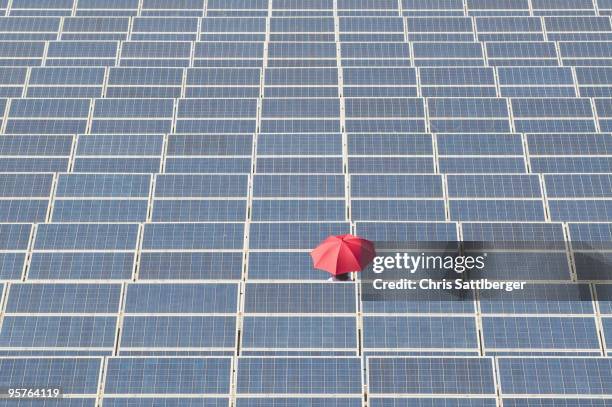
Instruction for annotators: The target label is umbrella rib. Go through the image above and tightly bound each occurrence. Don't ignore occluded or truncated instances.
[339,245,362,272]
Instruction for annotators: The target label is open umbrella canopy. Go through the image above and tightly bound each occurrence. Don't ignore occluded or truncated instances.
[310,234,376,276]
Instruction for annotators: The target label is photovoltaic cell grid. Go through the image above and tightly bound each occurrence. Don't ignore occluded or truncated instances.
[0,0,611,405]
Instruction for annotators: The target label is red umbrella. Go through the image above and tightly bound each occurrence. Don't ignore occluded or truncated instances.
[310,234,376,276]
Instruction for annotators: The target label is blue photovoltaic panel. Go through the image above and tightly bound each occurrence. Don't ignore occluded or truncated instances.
[236,400,361,407]
[104,358,232,395]
[167,135,253,156]
[247,252,329,280]
[155,174,248,197]
[236,358,362,394]
[138,252,243,280]
[0,253,25,280]
[103,401,228,407]
[0,174,53,197]
[142,223,244,250]
[258,134,342,155]
[449,200,546,221]
[482,317,600,350]
[428,98,508,118]
[363,317,477,350]
[253,175,345,198]
[193,55,254,76]
[71,158,161,174]
[545,174,612,197]
[6,283,121,313]
[178,99,257,118]
[596,285,612,314]
[498,358,612,395]
[356,222,458,242]
[362,290,476,314]
[480,284,594,314]
[120,316,236,348]
[27,252,134,280]
[34,224,139,250]
[0,224,31,250]
[0,315,117,349]
[370,401,496,407]
[0,199,48,222]
[351,175,443,198]
[242,316,357,349]
[0,359,101,394]
[124,284,238,313]
[164,157,251,173]
[152,200,246,222]
[437,134,523,155]
[251,200,345,221]
[56,174,151,198]
[9,98,91,117]
[52,200,149,222]
[351,200,445,221]
[0,135,73,156]
[368,358,496,395]
[248,222,350,249]
[447,175,542,198]
[527,133,612,154]
[462,222,565,242]
[347,134,432,155]
[29,67,105,85]
[244,283,356,313]
[501,401,612,407]
[76,134,163,156]
[0,400,96,406]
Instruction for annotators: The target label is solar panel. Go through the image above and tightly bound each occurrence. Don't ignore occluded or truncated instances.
[498,358,612,395]
[368,357,496,395]
[152,200,246,222]
[104,357,232,395]
[252,200,344,221]
[237,400,361,407]
[244,283,356,313]
[236,357,362,394]
[0,253,25,280]
[102,401,228,407]
[120,316,236,349]
[124,283,238,313]
[482,317,600,351]
[242,316,357,350]
[0,315,117,349]
[57,174,151,198]
[249,222,350,249]
[52,200,149,222]
[370,401,496,407]
[480,284,594,314]
[138,252,243,280]
[142,223,244,249]
[0,358,101,395]
[352,200,445,221]
[34,223,139,250]
[363,317,478,350]
[0,199,48,222]
[28,252,134,280]
[501,401,612,407]
[76,135,163,156]
[6,283,121,313]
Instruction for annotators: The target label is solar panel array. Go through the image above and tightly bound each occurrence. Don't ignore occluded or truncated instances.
[0,0,612,405]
